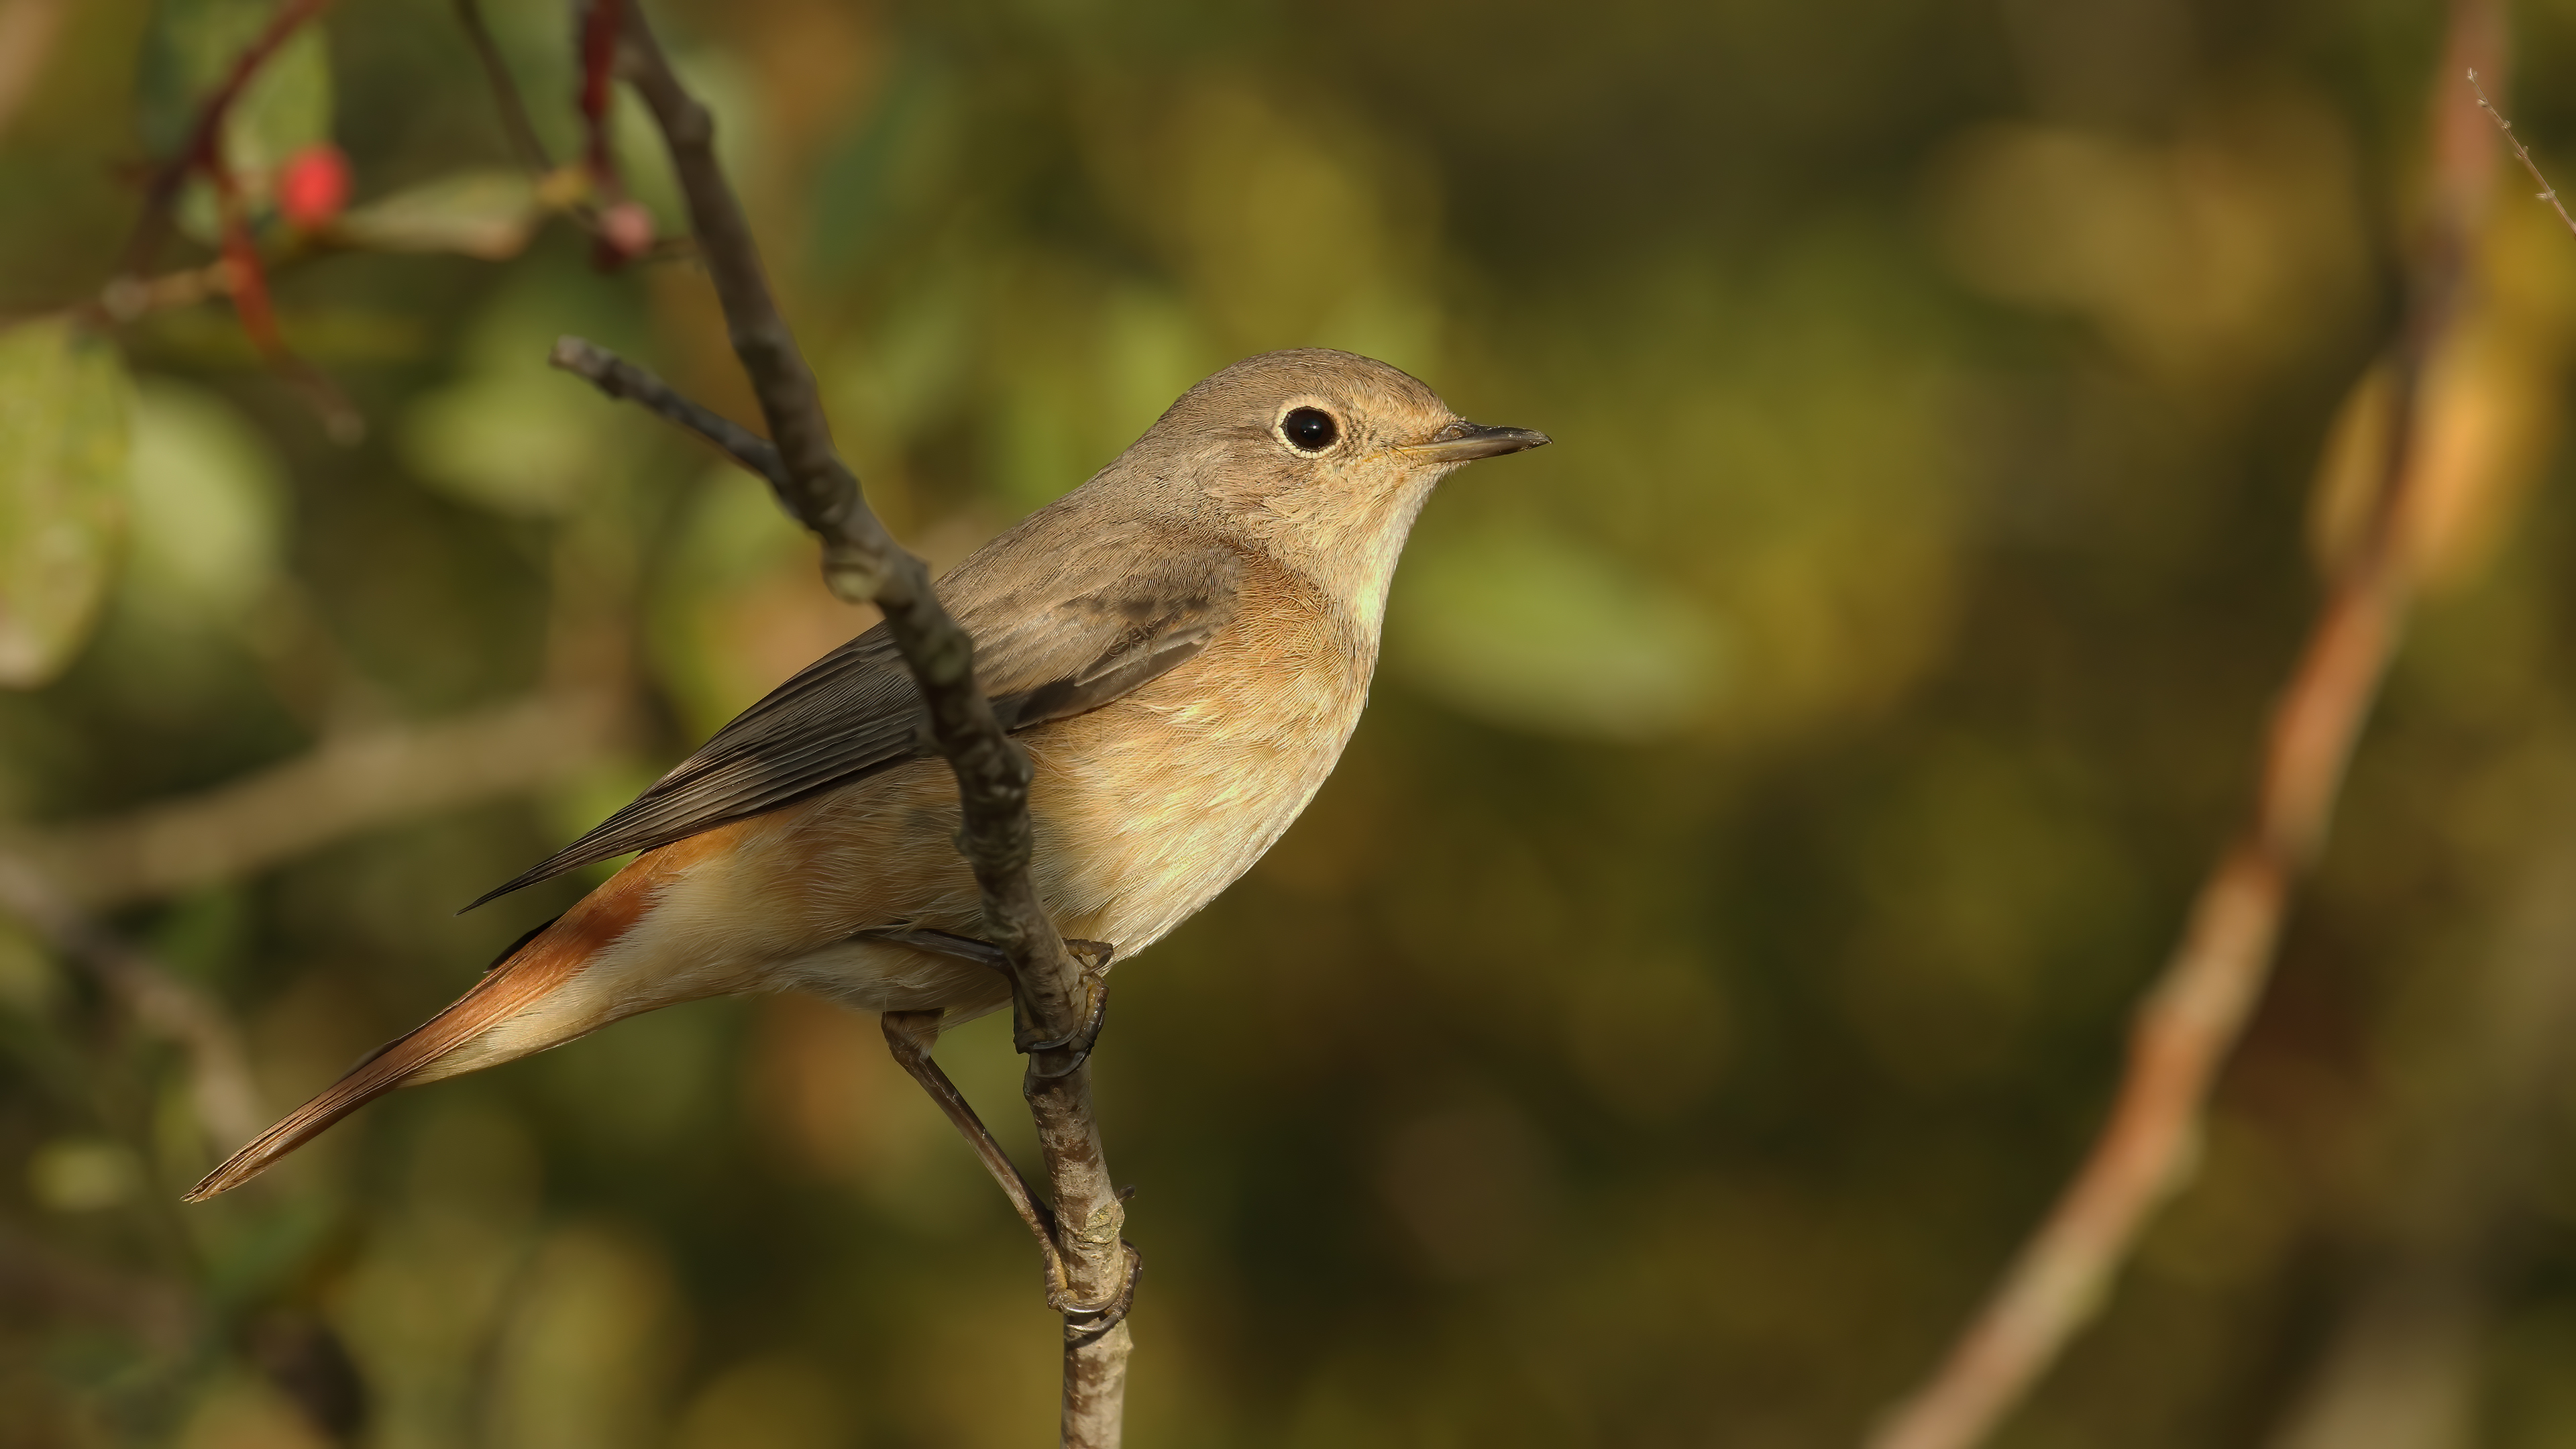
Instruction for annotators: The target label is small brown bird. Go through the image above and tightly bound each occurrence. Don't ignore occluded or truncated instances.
[186,347,1546,1201]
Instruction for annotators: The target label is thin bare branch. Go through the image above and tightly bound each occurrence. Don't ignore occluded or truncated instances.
[604,1,1098,1073]
[599,5,1135,1440]
[1864,5,2506,1448]
[452,0,554,176]
[548,335,788,492]
[2467,68,2576,241]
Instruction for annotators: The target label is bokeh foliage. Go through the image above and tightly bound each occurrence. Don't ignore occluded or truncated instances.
[7,0,2576,1445]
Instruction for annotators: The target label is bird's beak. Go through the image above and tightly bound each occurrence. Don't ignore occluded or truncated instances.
[1399,420,1551,463]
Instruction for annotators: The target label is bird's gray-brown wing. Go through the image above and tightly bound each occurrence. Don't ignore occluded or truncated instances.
[464,530,1244,909]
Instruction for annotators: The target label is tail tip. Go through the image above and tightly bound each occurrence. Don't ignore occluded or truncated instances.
[180,1168,236,1204]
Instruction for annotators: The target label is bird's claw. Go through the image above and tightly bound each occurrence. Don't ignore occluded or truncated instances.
[1048,1239,1144,1346]
[1020,941,1112,1080]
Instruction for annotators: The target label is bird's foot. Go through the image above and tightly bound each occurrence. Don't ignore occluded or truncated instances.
[851,926,1112,1077]
[1020,939,1114,1080]
[1049,1238,1144,1345]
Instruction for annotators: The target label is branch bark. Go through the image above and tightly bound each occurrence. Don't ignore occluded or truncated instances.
[597,6,1135,1440]
[3,686,628,913]
[1864,6,2506,1448]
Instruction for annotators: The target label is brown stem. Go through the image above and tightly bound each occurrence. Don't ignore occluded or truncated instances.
[453,0,555,175]
[207,141,364,442]
[601,5,1133,1440]
[1864,5,2506,1447]
[577,0,624,190]
[114,0,336,282]
[606,0,1091,1053]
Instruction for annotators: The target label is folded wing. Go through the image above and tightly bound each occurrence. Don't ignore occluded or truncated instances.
[466,523,1244,908]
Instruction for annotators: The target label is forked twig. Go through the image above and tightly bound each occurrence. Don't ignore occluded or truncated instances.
[562,5,1138,1441]
[105,0,361,440]
[113,0,335,281]
[1865,6,2508,1447]
[547,337,787,491]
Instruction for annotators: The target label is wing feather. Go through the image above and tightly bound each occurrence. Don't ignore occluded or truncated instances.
[464,527,1243,909]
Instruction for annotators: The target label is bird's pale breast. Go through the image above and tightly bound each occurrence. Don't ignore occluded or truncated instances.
[711,555,1372,1019]
[1026,557,1371,953]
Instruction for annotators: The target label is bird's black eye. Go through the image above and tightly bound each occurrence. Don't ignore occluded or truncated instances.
[1281,406,1339,453]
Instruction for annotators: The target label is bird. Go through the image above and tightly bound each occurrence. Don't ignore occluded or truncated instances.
[184,347,1546,1201]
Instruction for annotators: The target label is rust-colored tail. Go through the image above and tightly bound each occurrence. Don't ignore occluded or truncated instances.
[183,875,656,1201]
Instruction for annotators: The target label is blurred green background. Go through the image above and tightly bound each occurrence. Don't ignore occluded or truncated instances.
[7,0,2576,1444]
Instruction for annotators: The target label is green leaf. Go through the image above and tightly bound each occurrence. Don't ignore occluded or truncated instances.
[1387,518,1726,742]
[224,23,332,184]
[331,170,541,260]
[0,319,134,688]
[124,380,288,627]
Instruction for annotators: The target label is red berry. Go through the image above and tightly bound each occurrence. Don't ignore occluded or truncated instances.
[277,144,352,230]
[598,201,655,260]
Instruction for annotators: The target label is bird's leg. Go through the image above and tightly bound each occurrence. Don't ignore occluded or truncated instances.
[879,1009,1065,1279]
[859,928,1126,1312]
[852,926,1116,1077]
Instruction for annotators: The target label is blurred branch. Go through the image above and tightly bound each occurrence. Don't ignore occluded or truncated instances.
[595,3,1137,1438]
[0,855,267,1149]
[113,0,335,282]
[97,256,240,320]
[578,0,623,193]
[452,0,555,176]
[3,687,630,914]
[0,0,68,142]
[453,0,676,262]
[208,143,364,443]
[1865,7,2508,1448]
[104,0,360,441]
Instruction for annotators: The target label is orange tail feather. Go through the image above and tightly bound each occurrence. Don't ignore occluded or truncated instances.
[183,869,661,1201]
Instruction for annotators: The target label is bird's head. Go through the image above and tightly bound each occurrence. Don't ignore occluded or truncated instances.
[1115,348,1547,587]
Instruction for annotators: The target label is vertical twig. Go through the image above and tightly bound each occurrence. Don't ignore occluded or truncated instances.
[591,5,1136,1440]
[105,0,361,441]
[576,0,624,190]
[207,139,363,442]
[1864,5,2507,1447]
